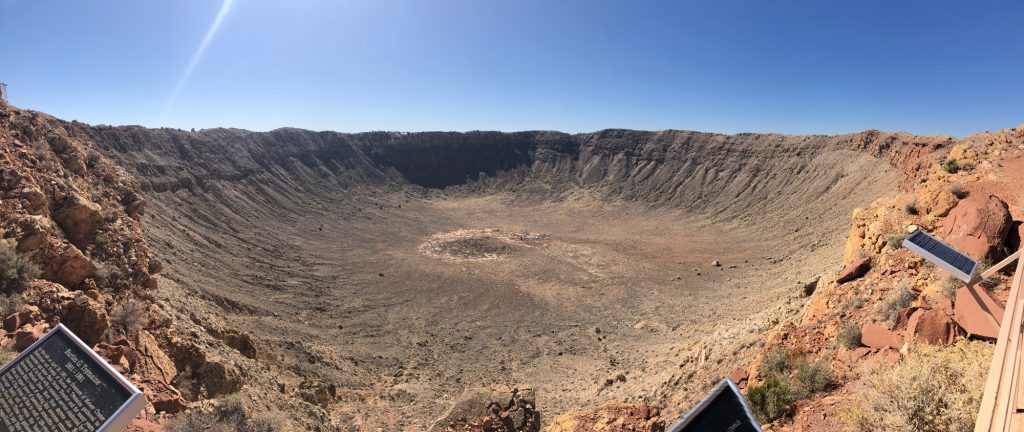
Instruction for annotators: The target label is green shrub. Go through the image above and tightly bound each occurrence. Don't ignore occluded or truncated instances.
[759,348,799,381]
[837,322,862,349]
[942,158,960,174]
[843,341,992,431]
[949,184,968,199]
[794,359,833,397]
[748,378,798,423]
[94,233,111,247]
[216,393,247,417]
[0,242,40,293]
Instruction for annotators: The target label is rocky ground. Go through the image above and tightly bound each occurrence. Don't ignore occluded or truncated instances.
[1,97,1019,431]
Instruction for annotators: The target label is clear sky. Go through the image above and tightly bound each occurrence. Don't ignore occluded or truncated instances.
[2,1,1023,137]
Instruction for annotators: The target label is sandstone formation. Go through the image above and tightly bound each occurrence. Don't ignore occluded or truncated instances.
[941,194,1013,259]
[835,257,871,284]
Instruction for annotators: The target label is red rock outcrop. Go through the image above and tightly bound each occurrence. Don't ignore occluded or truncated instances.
[835,257,871,284]
[941,194,1013,260]
[906,308,957,346]
[954,285,1004,339]
[860,322,903,350]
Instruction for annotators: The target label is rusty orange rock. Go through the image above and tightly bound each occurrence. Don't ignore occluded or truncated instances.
[954,285,1004,339]
[860,322,903,350]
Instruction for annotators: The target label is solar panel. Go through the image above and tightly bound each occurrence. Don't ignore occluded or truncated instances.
[903,229,978,282]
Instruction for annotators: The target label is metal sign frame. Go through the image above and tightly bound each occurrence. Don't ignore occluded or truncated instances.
[0,323,147,432]
[666,378,763,432]
[903,229,978,282]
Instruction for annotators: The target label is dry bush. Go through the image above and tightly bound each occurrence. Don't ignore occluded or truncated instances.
[250,412,291,432]
[93,265,132,292]
[109,299,148,335]
[837,321,862,349]
[949,184,968,199]
[904,200,919,215]
[842,341,992,431]
[876,280,917,324]
[0,293,22,317]
[166,394,289,432]
[0,242,40,293]
[759,348,799,381]
[751,348,834,423]
[938,275,961,299]
[886,233,907,250]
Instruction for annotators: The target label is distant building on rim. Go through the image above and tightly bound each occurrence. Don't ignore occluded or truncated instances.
[0,83,6,102]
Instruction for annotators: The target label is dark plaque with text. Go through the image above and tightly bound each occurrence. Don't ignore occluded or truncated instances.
[667,378,762,432]
[0,324,145,432]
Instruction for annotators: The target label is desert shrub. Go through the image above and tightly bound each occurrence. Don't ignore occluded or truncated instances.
[837,322,862,349]
[109,299,149,335]
[938,275,961,299]
[848,296,865,310]
[759,348,799,380]
[93,265,132,292]
[748,378,797,423]
[942,158,960,174]
[249,412,290,432]
[0,242,40,293]
[86,150,102,168]
[794,359,833,397]
[217,393,247,417]
[94,233,111,247]
[876,280,917,323]
[949,184,968,199]
[904,200,919,215]
[886,233,907,250]
[0,293,22,316]
[843,340,992,431]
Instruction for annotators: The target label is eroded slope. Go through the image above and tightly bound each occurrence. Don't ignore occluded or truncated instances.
[65,123,950,429]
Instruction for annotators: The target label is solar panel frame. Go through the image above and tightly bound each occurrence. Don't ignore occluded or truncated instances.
[903,229,978,282]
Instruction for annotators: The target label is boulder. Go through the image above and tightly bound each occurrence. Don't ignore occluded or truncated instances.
[199,356,243,397]
[13,324,48,350]
[298,380,337,408]
[836,257,871,284]
[544,404,662,432]
[223,331,258,359]
[52,194,103,250]
[50,244,97,288]
[954,285,1004,339]
[61,292,109,345]
[917,182,958,217]
[135,330,177,384]
[907,308,957,346]
[2,305,40,332]
[19,187,47,215]
[860,322,903,350]
[941,195,1013,260]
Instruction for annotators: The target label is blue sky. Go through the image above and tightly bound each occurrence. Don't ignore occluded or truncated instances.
[2,1,1023,136]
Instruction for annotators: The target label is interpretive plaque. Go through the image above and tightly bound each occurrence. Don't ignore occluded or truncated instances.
[0,324,146,432]
[667,378,762,432]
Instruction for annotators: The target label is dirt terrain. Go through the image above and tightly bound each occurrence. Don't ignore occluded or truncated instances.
[48,124,946,430]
